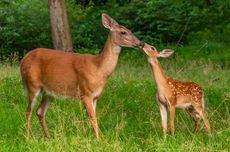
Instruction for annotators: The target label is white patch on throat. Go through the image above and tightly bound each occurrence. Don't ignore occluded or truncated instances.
[148,58,154,65]
[113,45,121,53]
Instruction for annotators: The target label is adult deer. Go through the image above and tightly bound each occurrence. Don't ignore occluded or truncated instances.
[142,43,211,137]
[20,13,144,139]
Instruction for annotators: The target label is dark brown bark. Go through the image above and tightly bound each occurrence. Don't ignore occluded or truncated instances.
[206,0,213,5]
[48,0,73,51]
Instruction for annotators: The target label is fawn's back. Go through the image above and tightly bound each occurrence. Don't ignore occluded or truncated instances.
[165,78,203,108]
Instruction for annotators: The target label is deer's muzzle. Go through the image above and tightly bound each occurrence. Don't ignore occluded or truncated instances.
[139,42,145,48]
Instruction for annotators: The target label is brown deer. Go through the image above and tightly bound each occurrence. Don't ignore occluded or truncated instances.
[142,43,211,137]
[20,13,144,139]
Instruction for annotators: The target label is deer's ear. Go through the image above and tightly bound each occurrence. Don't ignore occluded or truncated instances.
[102,13,118,30]
[158,49,174,58]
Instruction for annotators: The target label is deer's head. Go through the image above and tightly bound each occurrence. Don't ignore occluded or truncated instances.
[102,13,144,49]
[142,43,174,59]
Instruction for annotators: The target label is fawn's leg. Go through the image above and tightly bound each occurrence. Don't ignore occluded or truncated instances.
[36,94,51,138]
[159,103,167,137]
[193,105,211,136]
[169,105,175,135]
[199,109,211,136]
[156,94,168,137]
[82,96,99,139]
[187,107,200,132]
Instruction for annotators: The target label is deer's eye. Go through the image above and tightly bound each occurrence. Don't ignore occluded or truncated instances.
[120,31,127,35]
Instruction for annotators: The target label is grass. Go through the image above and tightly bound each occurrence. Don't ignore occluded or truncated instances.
[0,43,230,151]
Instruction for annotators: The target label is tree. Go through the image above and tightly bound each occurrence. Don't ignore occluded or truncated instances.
[48,0,73,51]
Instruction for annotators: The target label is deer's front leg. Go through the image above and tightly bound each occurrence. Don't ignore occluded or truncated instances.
[82,96,99,139]
[169,105,175,135]
[159,103,167,137]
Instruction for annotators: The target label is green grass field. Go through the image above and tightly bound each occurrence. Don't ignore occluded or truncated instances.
[0,44,230,151]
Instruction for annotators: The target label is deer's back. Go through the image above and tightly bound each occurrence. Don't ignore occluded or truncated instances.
[20,48,105,98]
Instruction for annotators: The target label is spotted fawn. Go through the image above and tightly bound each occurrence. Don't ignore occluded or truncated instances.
[142,43,211,137]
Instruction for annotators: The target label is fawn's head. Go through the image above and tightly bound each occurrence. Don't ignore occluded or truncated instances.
[102,13,144,49]
[142,43,174,59]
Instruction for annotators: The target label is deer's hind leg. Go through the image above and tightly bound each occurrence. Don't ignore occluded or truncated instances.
[25,87,41,138]
[36,93,52,138]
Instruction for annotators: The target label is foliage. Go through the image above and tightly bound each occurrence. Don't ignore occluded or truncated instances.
[68,0,230,47]
[0,0,51,59]
[0,0,230,58]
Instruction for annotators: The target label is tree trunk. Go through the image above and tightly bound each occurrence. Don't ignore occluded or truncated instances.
[48,0,73,51]
[206,0,213,5]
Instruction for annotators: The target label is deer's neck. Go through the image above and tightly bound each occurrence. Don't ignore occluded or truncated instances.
[98,33,121,77]
[148,58,168,91]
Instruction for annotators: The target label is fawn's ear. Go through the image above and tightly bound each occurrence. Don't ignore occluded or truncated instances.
[158,49,174,58]
[102,13,118,30]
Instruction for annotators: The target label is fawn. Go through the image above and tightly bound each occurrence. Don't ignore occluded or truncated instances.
[20,13,144,139]
[142,43,211,137]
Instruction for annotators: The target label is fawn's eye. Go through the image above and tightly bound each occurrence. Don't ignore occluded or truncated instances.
[151,47,155,51]
[120,31,127,35]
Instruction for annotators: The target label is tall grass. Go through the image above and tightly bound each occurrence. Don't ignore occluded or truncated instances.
[0,44,229,151]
